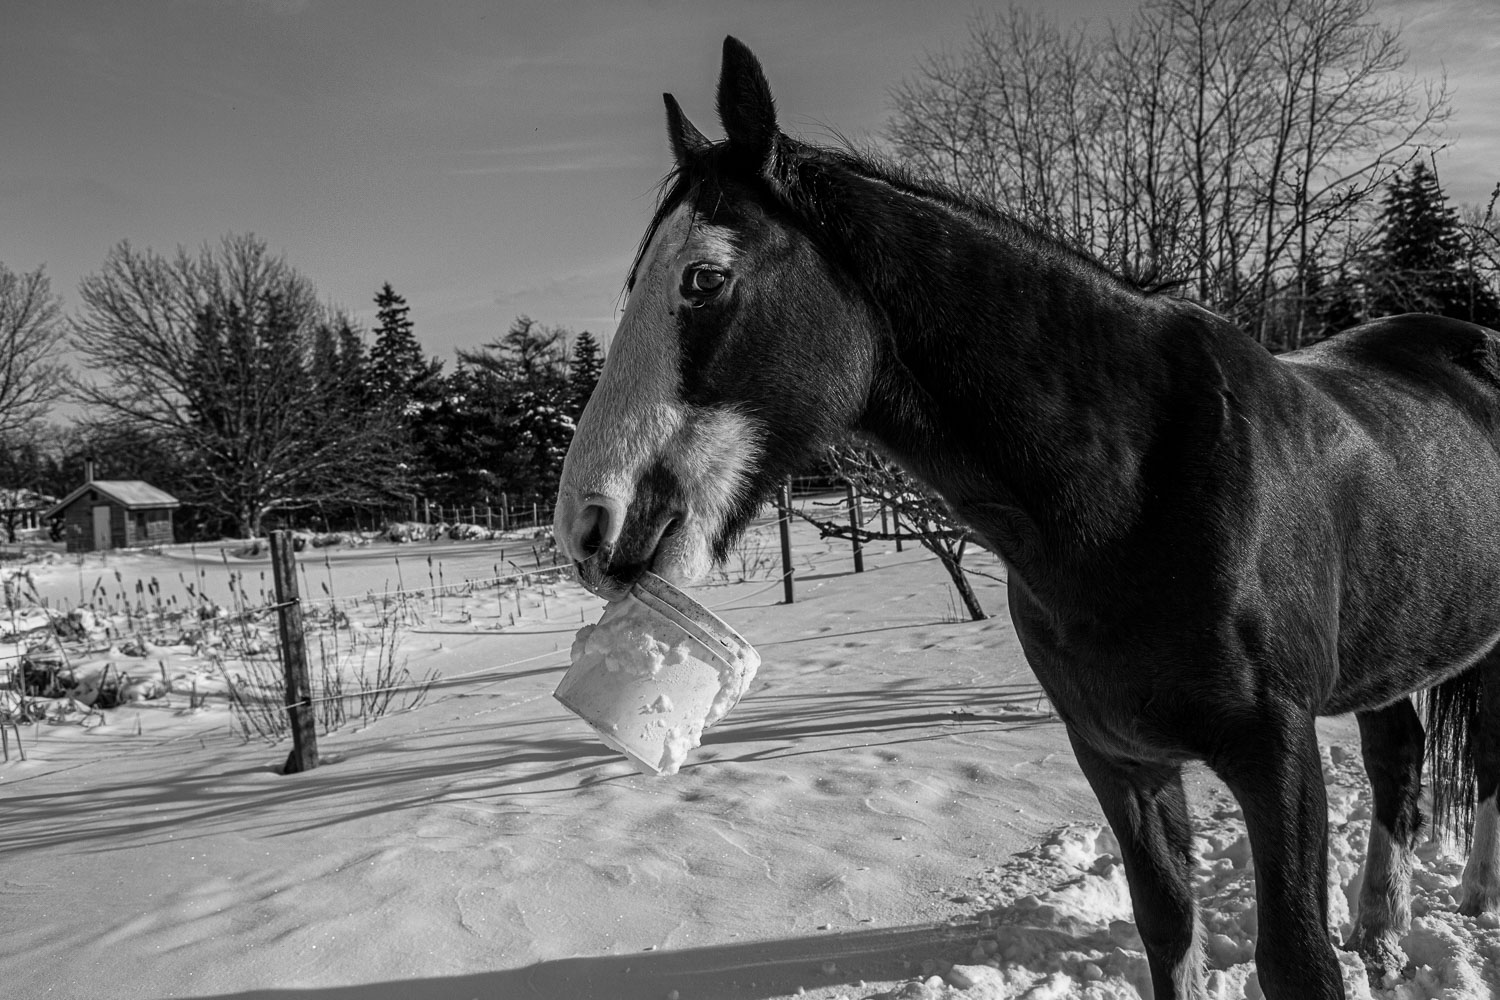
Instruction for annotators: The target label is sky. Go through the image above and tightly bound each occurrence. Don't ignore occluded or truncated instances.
[2,0,1497,378]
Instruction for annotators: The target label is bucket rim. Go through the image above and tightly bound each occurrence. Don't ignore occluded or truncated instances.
[634,571,757,663]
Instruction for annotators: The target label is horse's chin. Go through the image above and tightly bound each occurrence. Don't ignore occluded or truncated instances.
[575,557,632,602]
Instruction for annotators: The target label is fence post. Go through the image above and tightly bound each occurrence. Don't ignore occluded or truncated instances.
[846,482,864,573]
[270,530,318,774]
[892,492,904,552]
[486,505,493,530]
[778,480,795,604]
[501,493,509,531]
[532,502,539,528]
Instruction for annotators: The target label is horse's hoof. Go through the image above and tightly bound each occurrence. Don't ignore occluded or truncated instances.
[1456,889,1500,917]
[1343,928,1406,979]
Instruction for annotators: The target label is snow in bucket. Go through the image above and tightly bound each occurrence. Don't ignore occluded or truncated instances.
[554,571,760,775]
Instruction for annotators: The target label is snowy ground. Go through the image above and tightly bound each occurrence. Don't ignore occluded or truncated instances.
[3,513,1499,999]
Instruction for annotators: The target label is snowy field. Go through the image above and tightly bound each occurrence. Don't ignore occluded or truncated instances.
[4,514,1500,999]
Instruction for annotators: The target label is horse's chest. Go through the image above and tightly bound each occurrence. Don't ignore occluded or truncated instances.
[1007,599,1215,761]
[1029,660,1179,759]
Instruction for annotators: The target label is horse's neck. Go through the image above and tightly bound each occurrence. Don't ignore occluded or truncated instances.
[853,221,1197,566]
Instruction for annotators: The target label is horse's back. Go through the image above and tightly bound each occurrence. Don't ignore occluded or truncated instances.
[1283,313,1500,433]
[1274,314,1500,710]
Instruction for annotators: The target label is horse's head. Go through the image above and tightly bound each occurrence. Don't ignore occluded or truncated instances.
[554,37,876,598]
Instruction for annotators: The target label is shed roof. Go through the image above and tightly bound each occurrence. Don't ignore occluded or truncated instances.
[46,480,181,518]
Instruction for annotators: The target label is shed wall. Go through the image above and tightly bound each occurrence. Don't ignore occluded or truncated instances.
[57,495,176,552]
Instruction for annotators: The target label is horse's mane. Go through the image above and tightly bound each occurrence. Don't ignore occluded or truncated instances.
[626,135,1173,299]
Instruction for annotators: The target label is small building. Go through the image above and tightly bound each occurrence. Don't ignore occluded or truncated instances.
[0,488,56,542]
[46,471,180,553]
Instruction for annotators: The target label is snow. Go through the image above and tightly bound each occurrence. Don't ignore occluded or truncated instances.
[3,518,1500,999]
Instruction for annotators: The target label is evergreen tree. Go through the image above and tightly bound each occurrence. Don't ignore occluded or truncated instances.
[409,364,508,502]
[1293,258,1365,347]
[368,282,427,400]
[448,316,574,502]
[1365,163,1500,326]
[567,330,605,421]
[309,312,372,420]
[337,316,366,382]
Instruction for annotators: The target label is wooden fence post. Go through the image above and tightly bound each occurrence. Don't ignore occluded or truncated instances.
[846,482,864,573]
[270,530,318,774]
[1,717,23,761]
[892,493,904,552]
[778,480,795,604]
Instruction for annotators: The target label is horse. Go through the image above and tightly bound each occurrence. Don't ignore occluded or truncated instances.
[552,36,1500,999]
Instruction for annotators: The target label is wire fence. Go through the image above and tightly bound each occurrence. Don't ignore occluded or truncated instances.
[1,481,1003,761]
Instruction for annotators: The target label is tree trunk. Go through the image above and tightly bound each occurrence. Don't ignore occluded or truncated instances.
[931,537,986,621]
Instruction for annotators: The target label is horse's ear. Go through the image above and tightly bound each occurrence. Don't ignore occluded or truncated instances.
[716,36,778,171]
[664,93,710,165]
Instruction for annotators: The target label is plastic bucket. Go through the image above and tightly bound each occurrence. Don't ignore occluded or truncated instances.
[554,572,760,776]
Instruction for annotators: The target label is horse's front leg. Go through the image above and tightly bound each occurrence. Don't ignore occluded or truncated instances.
[1215,705,1345,999]
[1346,699,1423,972]
[1066,731,1204,999]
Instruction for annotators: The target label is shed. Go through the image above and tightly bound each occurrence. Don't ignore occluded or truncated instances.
[46,478,180,553]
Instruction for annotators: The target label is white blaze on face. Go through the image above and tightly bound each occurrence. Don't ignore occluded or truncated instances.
[554,203,762,584]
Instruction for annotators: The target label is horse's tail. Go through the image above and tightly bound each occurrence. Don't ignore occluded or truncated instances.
[1424,669,1483,844]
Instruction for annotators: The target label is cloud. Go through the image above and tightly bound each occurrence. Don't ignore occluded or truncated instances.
[247,0,312,15]
[447,138,649,177]
[492,260,628,311]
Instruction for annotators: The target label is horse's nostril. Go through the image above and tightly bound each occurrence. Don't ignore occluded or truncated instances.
[574,498,623,562]
[580,515,606,558]
[580,520,603,557]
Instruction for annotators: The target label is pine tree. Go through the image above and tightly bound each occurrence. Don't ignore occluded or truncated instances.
[567,330,604,421]
[450,316,574,501]
[368,282,426,400]
[309,312,372,419]
[1365,163,1500,326]
[335,315,367,388]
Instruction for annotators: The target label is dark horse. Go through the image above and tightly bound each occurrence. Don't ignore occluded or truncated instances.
[553,38,1500,999]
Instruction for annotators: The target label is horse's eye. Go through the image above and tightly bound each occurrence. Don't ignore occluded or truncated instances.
[684,266,727,300]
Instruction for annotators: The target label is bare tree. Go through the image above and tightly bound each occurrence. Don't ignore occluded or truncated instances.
[1246,0,1449,346]
[792,444,1000,621]
[1459,184,1500,324]
[0,263,67,440]
[888,0,1448,346]
[71,234,407,537]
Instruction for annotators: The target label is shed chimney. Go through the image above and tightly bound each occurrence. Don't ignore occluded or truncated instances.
[84,459,96,483]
